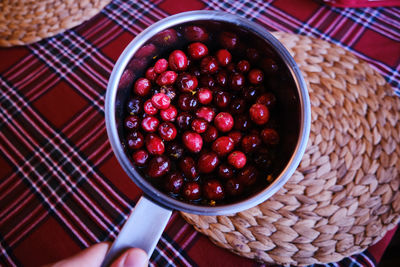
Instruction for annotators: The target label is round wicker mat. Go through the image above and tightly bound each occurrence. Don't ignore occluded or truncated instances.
[0,0,111,47]
[181,32,400,266]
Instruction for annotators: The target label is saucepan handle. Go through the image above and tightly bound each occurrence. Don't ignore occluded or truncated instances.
[101,196,172,266]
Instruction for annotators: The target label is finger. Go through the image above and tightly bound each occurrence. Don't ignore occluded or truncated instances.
[109,248,148,267]
[45,242,110,267]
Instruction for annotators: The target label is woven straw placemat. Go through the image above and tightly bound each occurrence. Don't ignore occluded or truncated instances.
[181,32,400,266]
[0,0,111,47]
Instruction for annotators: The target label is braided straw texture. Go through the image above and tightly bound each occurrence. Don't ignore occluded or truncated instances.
[0,0,110,47]
[181,32,400,266]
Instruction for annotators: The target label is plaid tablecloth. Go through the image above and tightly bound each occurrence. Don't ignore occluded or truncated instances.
[1,0,399,266]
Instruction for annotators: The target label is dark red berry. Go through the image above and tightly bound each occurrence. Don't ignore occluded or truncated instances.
[191,118,208,134]
[188,42,209,60]
[237,60,250,73]
[237,165,258,186]
[225,179,243,196]
[212,136,234,157]
[169,50,188,71]
[215,71,228,87]
[249,104,269,125]
[241,134,262,153]
[154,58,168,74]
[158,85,177,101]
[145,67,157,81]
[132,150,149,167]
[234,115,251,131]
[219,32,238,50]
[256,93,276,109]
[216,49,232,66]
[260,58,278,74]
[197,87,213,104]
[124,115,140,131]
[141,116,159,132]
[199,74,215,87]
[178,93,198,111]
[176,112,193,130]
[184,26,209,42]
[229,98,246,115]
[176,73,198,92]
[145,134,165,155]
[160,105,177,122]
[156,71,177,86]
[230,73,245,90]
[214,112,234,132]
[213,90,231,109]
[228,151,246,169]
[133,78,151,96]
[242,86,260,102]
[182,131,203,153]
[183,182,201,200]
[158,122,177,141]
[202,125,218,143]
[261,128,279,145]
[119,69,135,89]
[218,164,234,180]
[126,131,144,150]
[151,93,170,110]
[166,141,184,159]
[246,48,260,63]
[165,172,184,194]
[198,152,220,173]
[195,106,215,123]
[147,155,170,178]
[248,69,264,85]
[203,180,224,200]
[153,29,178,46]
[200,56,219,74]
[135,43,157,58]
[228,131,243,146]
[179,156,199,180]
[144,100,158,115]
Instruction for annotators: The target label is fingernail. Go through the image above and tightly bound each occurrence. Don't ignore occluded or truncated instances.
[122,248,148,267]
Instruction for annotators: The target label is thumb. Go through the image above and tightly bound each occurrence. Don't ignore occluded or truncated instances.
[110,248,148,267]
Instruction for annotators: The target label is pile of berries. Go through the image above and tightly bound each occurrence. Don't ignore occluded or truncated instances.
[123,29,280,205]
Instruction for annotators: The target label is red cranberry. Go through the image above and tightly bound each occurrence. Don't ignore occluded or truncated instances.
[166,141,184,159]
[198,87,213,104]
[195,106,215,122]
[215,71,228,87]
[198,152,220,173]
[183,181,201,200]
[238,165,258,186]
[260,58,278,74]
[158,122,177,141]
[242,86,260,102]
[191,119,208,134]
[124,115,139,131]
[228,151,246,169]
[176,73,198,92]
[151,93,170,110]
[147,155,170,178]
[133,78,151,96]
[182,131,203,153]
[237,60,250,73]
[225,179,243,196]
[241,134,262,153]
[228,131,243,146]
[234,115,251,131]
[230,73,245,90]
[202,125,218,143]
[203,180,224,200]
[179,156,199,180]
[154,58,168,73]
[246,48,260,63]
[216,49,232,66]
[249,104,269,125]
[160,105,177,122]
[213,90,231,109]
[229,98,246,115]
[200,56,219,74]
[214,112,234,132]
[212,136,234,157]
[256,93,276,109]
[145,67,157,82]
[165,172,184,194]
[199,74,215,87]
[178,93,198,111]
[219,32,238,50]
[135,43,157,58]
[184,26,209,42]
[119,69,135,89]
[153,29,178,46]
[132,150,149,167]
[169,50,188,71]
[156,71,177,86]
[261,128,279,145]
[145,134,165,155]
[126,131,144,150]
[226,62,236,73]
[176,112,193,130]
[188,42,209,60]
[144,100,158,115]
[248,69,264,85]
[141,116,159,132]
[218,164,234,180]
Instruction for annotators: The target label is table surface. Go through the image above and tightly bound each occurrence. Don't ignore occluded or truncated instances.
[1,0,399,266]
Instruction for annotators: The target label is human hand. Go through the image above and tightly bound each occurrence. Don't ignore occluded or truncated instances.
[45,242,148,267]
